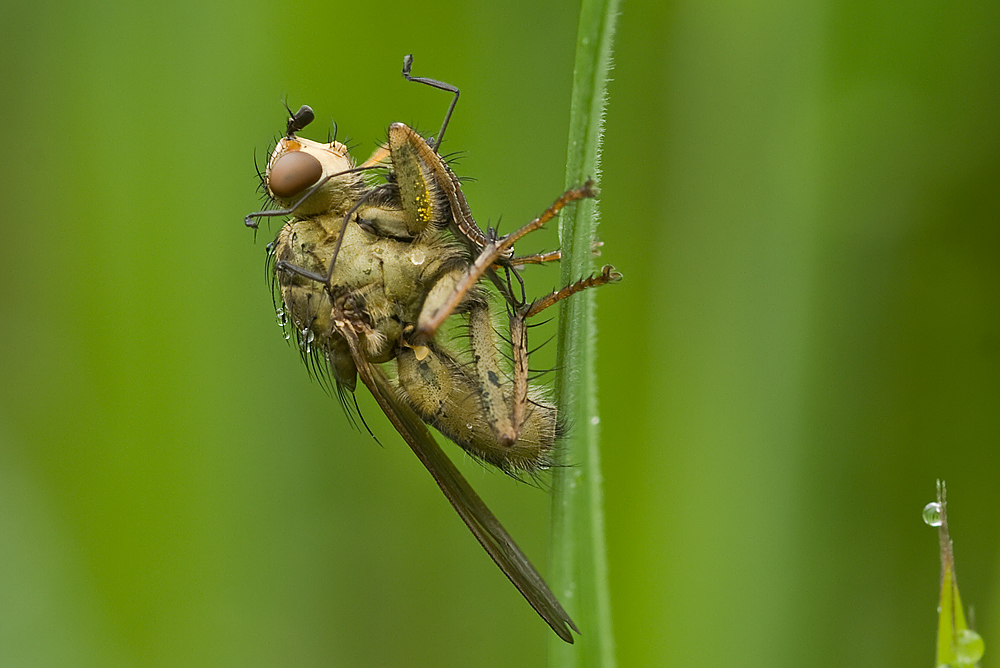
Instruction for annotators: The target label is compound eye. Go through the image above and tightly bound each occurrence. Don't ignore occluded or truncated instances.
[268,150,323,199]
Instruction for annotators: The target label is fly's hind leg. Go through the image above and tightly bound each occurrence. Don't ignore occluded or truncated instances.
[466,302,524,449]
[461,266,621,457]
[522,264,622,319]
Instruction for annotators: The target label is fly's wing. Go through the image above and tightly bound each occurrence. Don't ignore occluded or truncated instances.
[337,320,578,643]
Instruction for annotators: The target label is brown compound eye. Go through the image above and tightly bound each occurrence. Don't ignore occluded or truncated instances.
[268,151,323,199]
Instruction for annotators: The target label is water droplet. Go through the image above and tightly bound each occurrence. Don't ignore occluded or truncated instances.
[299,327,315,353]
[923,502,942,526]
[276,309,290,339]
[590,416,600,426]
[953,628,985,666]
[410,249,426,265]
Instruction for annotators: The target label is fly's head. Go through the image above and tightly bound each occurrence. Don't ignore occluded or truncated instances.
[264,105,364,218]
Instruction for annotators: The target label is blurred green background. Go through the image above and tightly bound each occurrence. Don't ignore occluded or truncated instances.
[2,0,998,665]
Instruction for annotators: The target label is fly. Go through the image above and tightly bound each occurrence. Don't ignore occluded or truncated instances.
[245,56,620,643]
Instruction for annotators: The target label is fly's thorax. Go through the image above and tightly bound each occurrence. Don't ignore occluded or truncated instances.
[350,230,462,324]
[270,216,380,393]
[266,136,364,217]
[275,217,385,292]
[355,202,411,239]
[348,233,465,365]
[273,217,428,368]
[353,186,417,240]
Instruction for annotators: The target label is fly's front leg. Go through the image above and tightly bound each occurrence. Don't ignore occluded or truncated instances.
[386,122,499,257]
[388,68,514,260]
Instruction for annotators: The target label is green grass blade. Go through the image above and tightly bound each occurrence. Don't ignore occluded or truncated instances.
[550,0,620,664]
[932,482,985,668]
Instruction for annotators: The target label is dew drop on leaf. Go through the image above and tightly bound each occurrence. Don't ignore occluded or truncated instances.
[952,628,985,666]
[923,501,943,526]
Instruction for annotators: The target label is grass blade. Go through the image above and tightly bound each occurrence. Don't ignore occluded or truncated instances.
[550,0,620,664]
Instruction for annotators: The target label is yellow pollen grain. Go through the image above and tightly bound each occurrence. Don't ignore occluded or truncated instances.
[417,191,430,221]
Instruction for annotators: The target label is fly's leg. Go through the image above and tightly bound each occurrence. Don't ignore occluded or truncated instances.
[507,249,562,266]
[386,122,501,259]
[461,266,619,452]
[396,258,618,465]
[507,238,607,267]
[415,181,599,340]
[273,185,396,284]
[401,54,459,152]
[466,303,521,447]
[522,264,622,319]
[470,264,623,441]
[398,57,552,271]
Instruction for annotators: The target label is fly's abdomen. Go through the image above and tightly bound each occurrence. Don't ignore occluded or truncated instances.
[395,345,557,473]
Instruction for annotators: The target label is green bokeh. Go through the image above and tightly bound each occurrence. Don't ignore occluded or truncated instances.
[1,0,998,666]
